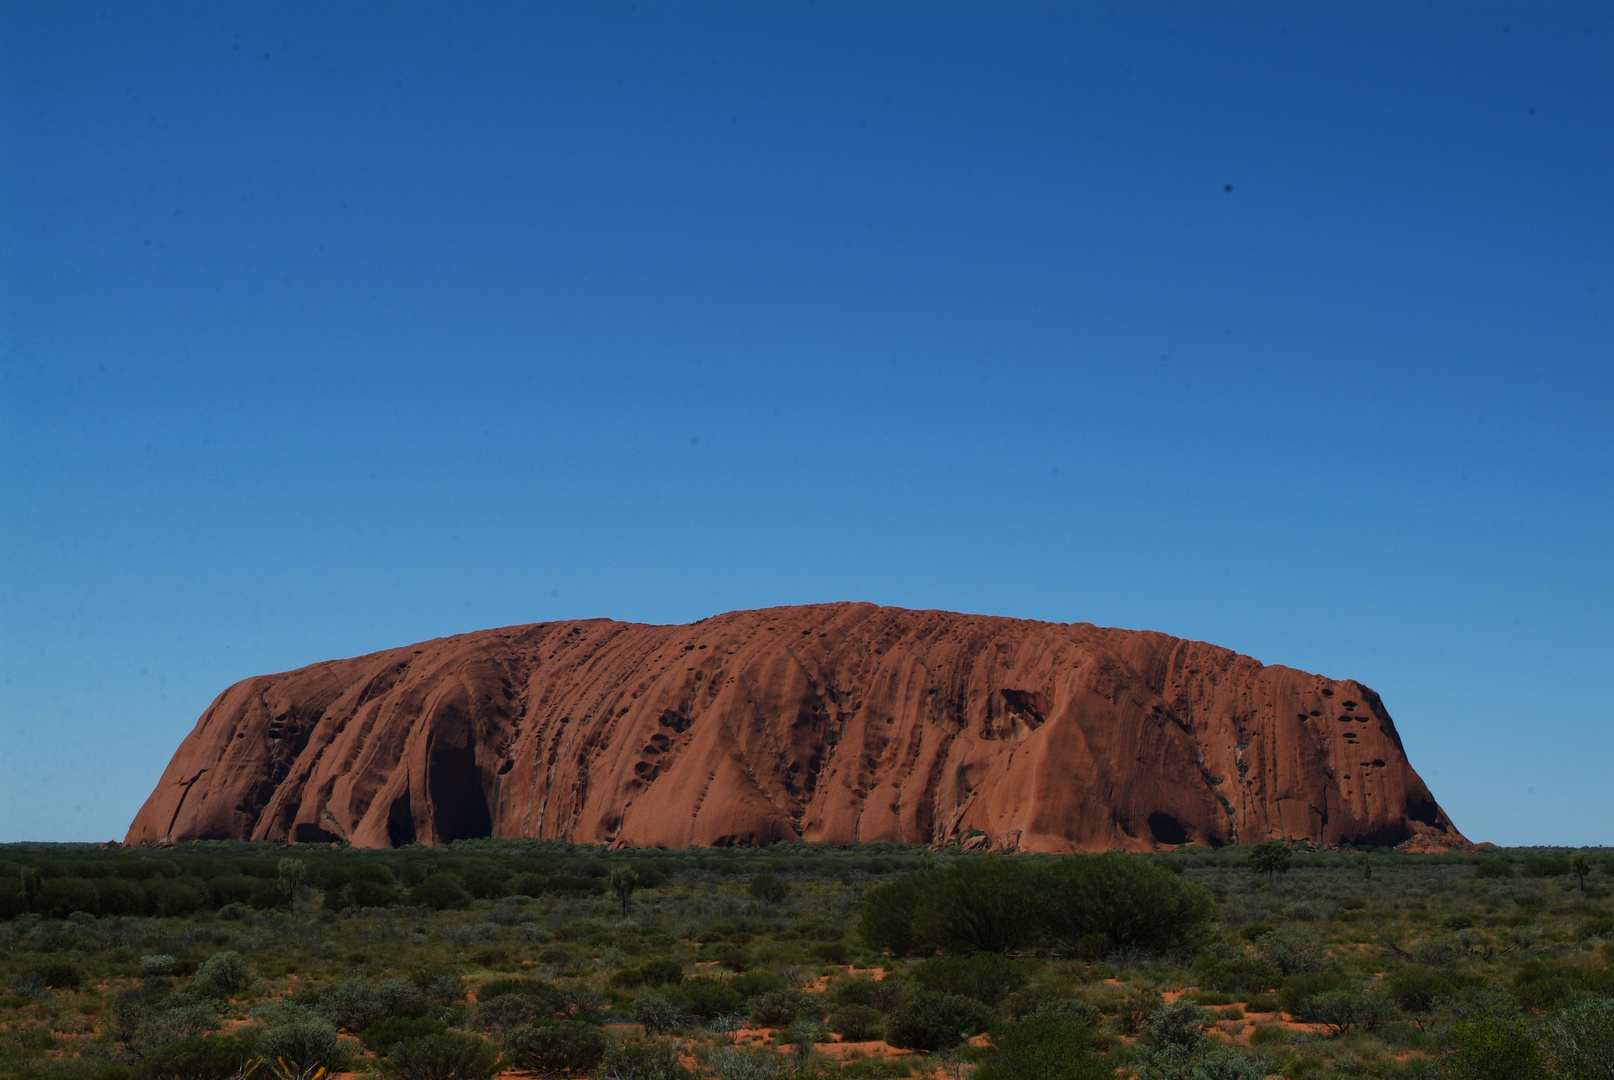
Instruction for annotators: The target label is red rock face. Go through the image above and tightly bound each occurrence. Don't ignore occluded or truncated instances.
[126,603,1464,852]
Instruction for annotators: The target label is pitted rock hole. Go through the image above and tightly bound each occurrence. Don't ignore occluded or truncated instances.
[1148,812,1189,845]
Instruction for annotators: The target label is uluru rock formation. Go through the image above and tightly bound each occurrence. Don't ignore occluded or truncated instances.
[127,603,1464,853]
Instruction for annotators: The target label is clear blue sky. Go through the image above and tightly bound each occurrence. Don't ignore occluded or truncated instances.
[2,2,1610,846]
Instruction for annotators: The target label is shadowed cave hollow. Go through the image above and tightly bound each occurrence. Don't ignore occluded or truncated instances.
[426,739,492,842]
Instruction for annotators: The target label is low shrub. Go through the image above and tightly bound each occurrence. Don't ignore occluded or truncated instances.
[602,1038,692,1080]
[1441,1017,1548,1080]
[253,1017,348,1074]
[749,989,821,1028]
[1196,958,1282,995]
[1256,927,1332,976]
[192,952,254,997]
[827,1005,885,1041]
[359,1016,449,1056]
[840,1060,912,1080]
[317,977,429,1032]
[883,992,993,1051]
[388,1032,502,1080]
[674,976,744,1021]
[411,874,473,911]
[27,961,82,990]
[632,991,687,1034]
[639,958,684,986]
[974,1008,1110,1080]
[133,1035,253,1080]
[912,953,1026,1006]
[475,978,564,1016]
[472,994,550,1034]
[504,1020,611,1073]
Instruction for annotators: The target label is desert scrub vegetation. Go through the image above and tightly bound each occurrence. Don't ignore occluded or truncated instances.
[0,840,1611,1080]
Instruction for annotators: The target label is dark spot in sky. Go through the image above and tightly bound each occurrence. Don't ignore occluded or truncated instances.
[263,52,270,60]
[691,436,700,445]
[1528,106,1536,114]
[1224,184,1233,192]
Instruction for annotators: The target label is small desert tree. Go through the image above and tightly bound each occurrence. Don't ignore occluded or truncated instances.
[747,873,790,907]
[278,858,308,911]
[1246,841,1291,888]
[1569,852,1592,893]
[608,866,640,917]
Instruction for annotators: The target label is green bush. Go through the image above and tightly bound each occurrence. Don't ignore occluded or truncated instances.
[1441,1017,1548,1080]
[388,1032,502,1080]
[913,953,1026,1006]
[1131,1001,1268,1080]
[602,1038,692,1080]
[317,977,428,1032]
[827,1005,884,1042]
[410,967,466,1005]
[708,1046,787,1080]
[1521,853,1572,878]
[504,1021,611,1073]
[883,991,993,1051]
[1256,926,1333,975]
[134,1035,253,1080]
[359,1016,449,1056]
[858,872,930,955]
[1474,857,1515,879]
[912,859,1046,953]
[411,873,473,910]
[508,872,547,898]
[730,969,788,1001]
[348,879,402,907]
[1040,854,1214,952]
[749,989,821,1028]
[1388,965,1466,1027]
[253,1017,348,1074]
[840,1060,911,1080]
[674,976,744,1021]
[830,976,912,1015]
[28,961,81,990]
[748,873,790,905]
[1543,996,1614,1080]
[1245,841,1292,886]
[639,958,684,986]
[1299,988,1396,1035]
[472,994,551,1034]
[477,977,561,1007]
[191,951,254,997]
[1195,958,1282,995]
[974,1009,1110,1080]
[1510,960,1614,1011]
[1276,970,1349,1018]
[632,991,686,1034]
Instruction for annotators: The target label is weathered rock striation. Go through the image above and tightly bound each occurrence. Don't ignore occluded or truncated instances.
[127,603,1463,852]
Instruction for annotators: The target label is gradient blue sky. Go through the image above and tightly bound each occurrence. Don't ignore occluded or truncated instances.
[2,2,1610,846]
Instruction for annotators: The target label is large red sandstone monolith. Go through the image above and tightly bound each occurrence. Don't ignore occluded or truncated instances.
[127,603,1464,852]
